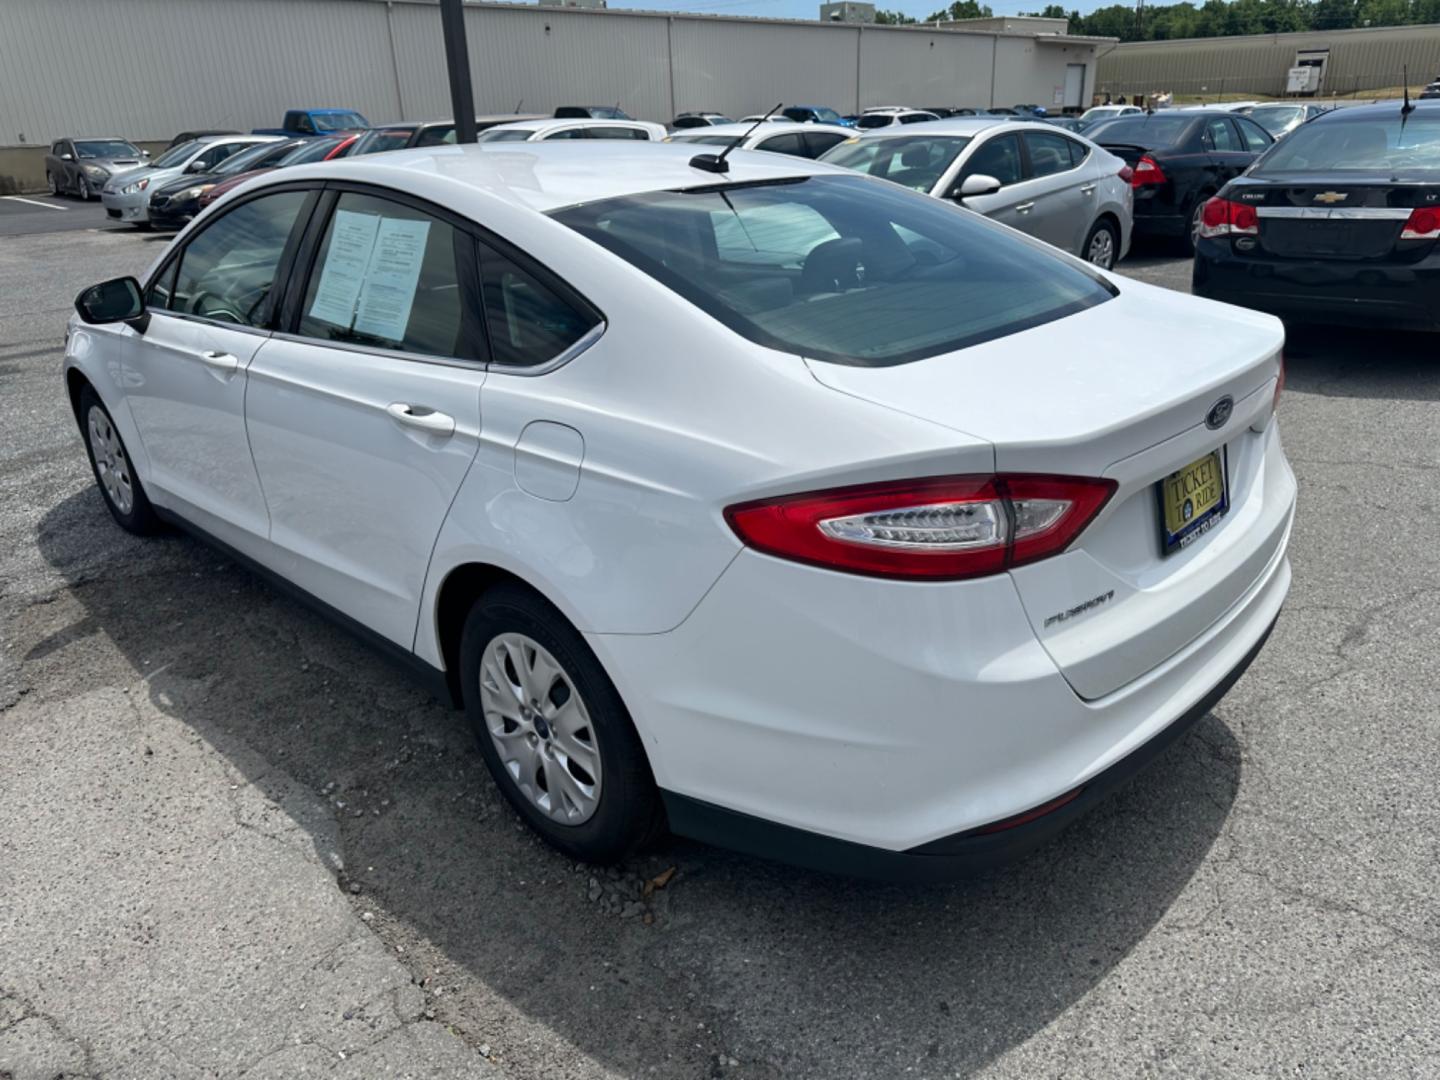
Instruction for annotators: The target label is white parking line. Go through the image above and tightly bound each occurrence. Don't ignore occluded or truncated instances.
[2,195,67,210]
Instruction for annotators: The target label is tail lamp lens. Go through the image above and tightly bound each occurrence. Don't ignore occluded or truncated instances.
[1401,207,1440,240]
[1131,155,1166,187]
[1198,196,1259,239]
[725,475,1116,581]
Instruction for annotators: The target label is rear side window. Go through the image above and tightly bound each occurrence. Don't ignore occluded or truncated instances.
[415,125,456,147]
[478,242,599,368]
[961,134,1022,187]
[803,132,849,158]
[555,174,1113,367]
[167,189,309,327]
[299,192,472,359]
[1022,131,1076,177]
[756,133,808,157]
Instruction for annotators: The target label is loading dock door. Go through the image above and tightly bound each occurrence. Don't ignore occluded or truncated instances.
[1064,64,1086,108]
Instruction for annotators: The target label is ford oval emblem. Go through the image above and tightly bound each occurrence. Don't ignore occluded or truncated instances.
[1205,396,1234,430]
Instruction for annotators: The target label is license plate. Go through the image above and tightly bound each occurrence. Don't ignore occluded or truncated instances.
[1157,448,1228,555]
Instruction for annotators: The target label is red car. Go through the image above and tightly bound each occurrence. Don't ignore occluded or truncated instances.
[198,133,357,209]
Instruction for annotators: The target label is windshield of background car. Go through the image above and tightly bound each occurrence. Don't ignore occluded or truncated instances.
[1086,114,1192,146]
[353,129,414,154]
[476,128,538,143]
[856,114,896,130]
[1248,106,1304,134]
[554,174,1113,367]
[820,135,971,193]
[279,138,342,165]
[75,140,141,159]
[1252,115,1440,178]
[214,142,284,175]
[154,141,198,168]
[313,112,367,132]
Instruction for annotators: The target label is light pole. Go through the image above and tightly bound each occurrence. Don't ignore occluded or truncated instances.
[440,0,477,143]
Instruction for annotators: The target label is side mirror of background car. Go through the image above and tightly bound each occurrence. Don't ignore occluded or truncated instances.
[955,174,1002,200]
[60,152,73,161]
[75,277,148,332]
[141,149,151,157]
[186,159,208,173]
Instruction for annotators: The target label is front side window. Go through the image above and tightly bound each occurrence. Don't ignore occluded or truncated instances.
[167,189,309,327]
[961,134,1023,187]
[1203,118,1240,152]
[821,135,971,194]
[195,142,250,171]
[1022,131,1077,177]
[153,141,199,169]
[555,174,1113,367]
[299,192,471,359]
[478,242,599,368]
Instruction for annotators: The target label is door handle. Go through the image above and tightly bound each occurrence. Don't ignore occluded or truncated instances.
[1080,184,1097,195]
[1015,201,1035,213]
[197,349,238,373]
[386,402,455,436]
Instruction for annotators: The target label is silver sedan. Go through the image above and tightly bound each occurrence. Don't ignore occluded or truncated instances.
[101,134,280,226]
[821,118,1134,268]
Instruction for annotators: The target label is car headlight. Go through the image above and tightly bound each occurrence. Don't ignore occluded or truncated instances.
[83,165,108,179]
[122,178,150,195]
[175,185,214,202]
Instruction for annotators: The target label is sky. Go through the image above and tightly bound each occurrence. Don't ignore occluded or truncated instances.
[601,0,1113,21]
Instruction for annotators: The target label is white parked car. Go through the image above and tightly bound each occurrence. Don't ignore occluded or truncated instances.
[821,118,1134,268]
[65,143,1293,878]
[475,117,666,143]
[1079,104,1142,126]
[855,107,942,129]
[666,121,854,160]
[101,134,282,226]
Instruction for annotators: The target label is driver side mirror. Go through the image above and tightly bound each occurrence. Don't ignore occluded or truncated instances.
[185,158,209,173]
[75,276,148,332]
[60,152,73,161]
[954,174,1002,200]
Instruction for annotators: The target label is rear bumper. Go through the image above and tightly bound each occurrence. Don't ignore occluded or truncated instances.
[663,611,1277,881]
[1194,240,1440,331]
[1132,209,1188,238]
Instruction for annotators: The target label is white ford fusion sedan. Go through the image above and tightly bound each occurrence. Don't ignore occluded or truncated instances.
[65,142,1293,879]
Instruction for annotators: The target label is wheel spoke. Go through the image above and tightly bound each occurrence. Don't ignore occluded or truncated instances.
[523,645,562,705]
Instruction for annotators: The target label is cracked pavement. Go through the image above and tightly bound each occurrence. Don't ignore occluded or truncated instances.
[2,228,1438,1079]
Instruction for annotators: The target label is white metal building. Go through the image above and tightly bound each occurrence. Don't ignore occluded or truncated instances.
[0,0,1114,192]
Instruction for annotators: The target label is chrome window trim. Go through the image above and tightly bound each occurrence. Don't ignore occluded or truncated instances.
[150,309,275,339]
[485,320,607,377]
[1255,207,1413,220]
[269,331,487,372]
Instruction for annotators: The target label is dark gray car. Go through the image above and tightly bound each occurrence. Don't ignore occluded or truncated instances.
[45,138,149,200]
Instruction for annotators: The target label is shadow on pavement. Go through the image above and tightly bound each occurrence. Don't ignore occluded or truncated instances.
[28,485,1242,1078]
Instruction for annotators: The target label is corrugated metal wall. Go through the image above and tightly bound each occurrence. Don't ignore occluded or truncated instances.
[1097,24,1440,97]
[0,0,1104,147]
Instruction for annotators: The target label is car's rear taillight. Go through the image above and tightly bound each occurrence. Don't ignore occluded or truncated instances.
[724,474,1117,581]
[1401,207,1440,241]
[1130,155,1166,187]
[1198,196,1259,239]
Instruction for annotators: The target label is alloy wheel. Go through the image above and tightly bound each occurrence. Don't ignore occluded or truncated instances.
[87,405,134,515]
[1087,227,1116,269]
[47,172,57,196]
[479,632,602,825]
[78,176,90,201]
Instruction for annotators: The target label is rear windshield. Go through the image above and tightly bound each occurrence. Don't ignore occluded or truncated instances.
[1253,114,1440,178]
[280,138,344,164]
[215,142,290,175]
[75,140,141,159]
[1087,114,1192,147]
[353,129,414,155]
[313,111,368,132]
[820,134,971,194]
[672,134,739,148]
[553,174,1113,367]
[856,114,896,129]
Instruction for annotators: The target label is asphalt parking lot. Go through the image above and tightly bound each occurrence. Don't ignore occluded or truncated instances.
[3,218,1438,1079]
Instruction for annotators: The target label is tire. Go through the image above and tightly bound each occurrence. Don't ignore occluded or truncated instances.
[76,175,91,201]
[1082,218,1119,269]
[78,385,161,535]
[1181,196,1212,257]
[47,172,58,196]
[460,583,664,864]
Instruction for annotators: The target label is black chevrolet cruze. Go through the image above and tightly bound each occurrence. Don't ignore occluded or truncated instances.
[1193,100,1440,332]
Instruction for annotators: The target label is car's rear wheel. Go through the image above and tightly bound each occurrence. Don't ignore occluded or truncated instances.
[79,385,161,535]
[459,583,664,864]
[1082,218,1118,269]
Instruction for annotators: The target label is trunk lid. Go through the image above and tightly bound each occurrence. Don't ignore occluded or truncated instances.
[1227,174,1440,261]
[806,279,1289,699]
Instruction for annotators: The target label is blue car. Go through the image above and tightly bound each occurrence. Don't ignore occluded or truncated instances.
[782,105,856,128]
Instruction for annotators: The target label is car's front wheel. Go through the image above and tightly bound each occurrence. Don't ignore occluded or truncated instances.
[1082,218,1119,269]
[79,385,161,535]
[460,583,664,864]
[47,172,58,196]
[76,175,91,201]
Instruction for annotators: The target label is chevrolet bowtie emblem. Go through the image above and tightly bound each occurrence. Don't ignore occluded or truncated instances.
[1312,191,1348,204]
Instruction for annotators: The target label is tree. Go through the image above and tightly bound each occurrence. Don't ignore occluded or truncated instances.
[924,1,995,21]
[874,8,918,23]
